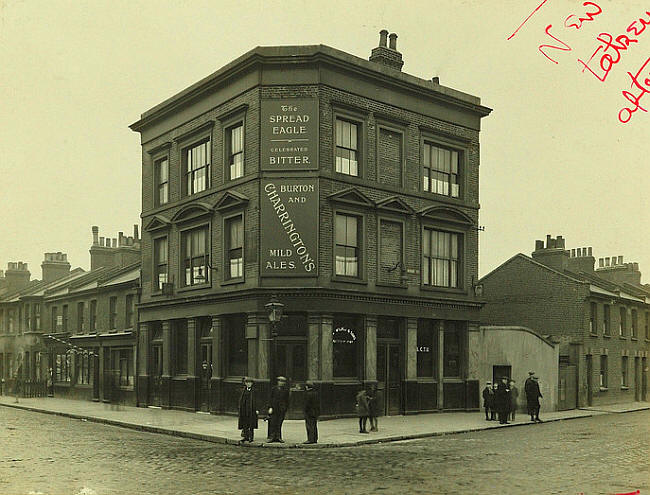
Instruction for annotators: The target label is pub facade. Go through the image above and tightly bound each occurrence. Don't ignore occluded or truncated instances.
[130,32,491,417]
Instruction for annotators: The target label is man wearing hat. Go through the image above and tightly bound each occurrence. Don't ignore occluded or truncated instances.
[238,377,259,442]
[267,376,290,443]
[494,376,511,424]
[303,381,320,444]
[482,381,495,421]
[525,372,543,422]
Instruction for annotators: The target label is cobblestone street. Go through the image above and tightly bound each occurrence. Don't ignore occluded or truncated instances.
[1,408,647,495]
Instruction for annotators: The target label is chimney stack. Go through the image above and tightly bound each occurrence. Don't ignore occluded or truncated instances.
[133,224,139,242]
[532,234,569,271]
[4,262,31,293]
[41,252,71,283]
[369,29,404,71]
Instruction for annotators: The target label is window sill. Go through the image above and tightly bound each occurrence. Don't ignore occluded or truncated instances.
[332,378,363,385]
[331,276,367,285]
[376,282,408,289]
[599,387,608,392]
[221,278,244,287]
[619,336,627,340]
[589,333,598,338]
[420,285,467,295]
[116,386,135,391]
[176,284,212,294]
[620,386,630,390]
[630,337,638,341]
[603,334,612,339]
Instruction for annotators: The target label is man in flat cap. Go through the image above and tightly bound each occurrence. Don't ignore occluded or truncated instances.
[525,372,543,422]
[482,381,495,421]
[267,376,290,443]
[494,376,511,424]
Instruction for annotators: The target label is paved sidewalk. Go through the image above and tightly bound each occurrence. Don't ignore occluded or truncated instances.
[579,401,650,413]
[1,396,645,449]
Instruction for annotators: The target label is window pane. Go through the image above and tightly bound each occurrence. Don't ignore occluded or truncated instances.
[346,216,357,246]
[350,122,357,151]
[336,119,343,147]
[335,215,346,245]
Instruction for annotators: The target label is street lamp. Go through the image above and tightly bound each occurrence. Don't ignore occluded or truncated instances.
[265,295,284,387]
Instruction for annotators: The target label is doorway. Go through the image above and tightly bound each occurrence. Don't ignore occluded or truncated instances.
[149,343,162,407]
[198,342,212,412]
[377,343,401,415]
[586,355,593,406]
[634,357,641,401]
[492,365,511,385]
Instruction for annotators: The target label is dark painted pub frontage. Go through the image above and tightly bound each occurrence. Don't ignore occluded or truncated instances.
[131,32,490,418]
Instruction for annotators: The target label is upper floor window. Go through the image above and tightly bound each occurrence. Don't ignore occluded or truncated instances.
[603,304,611,336]
[646,311,649,340]
[226,216,244,279]
[182,226,208,286]
[33,303,40,331]
[335,214,360,277]
[619,307,627,336]
[62,305,68,332]
[77,302,85,332]
[227,123,244,180]
[155,157,169,206]
[153,237,168,291]
[89,300,97,332]
[109,296,117,330]
[423,143,460,198]
[24,304,31,331]
[335,119,359,176]
[589,302,598,334]
[51,307,58,332]
[125,294,134,328]
[7,310,14,332]
[599,355,608,388]
[183,140,210,196]
[422,228,460,288]
[631,310,638,338]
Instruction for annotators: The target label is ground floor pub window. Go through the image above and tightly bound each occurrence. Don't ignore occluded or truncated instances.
[76,351,94,385]
[417,319,437,377]
[276,314,307,383]
[226,315,247,377]
[444,322,464,378]
[174,320,188,375]
[55,353,70,383]
[333,315,362,379]
[112,348,134,387]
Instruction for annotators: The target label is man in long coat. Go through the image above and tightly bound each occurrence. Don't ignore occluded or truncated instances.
[267,376,290,443]
[238,377,259,442]
[494,376,511,424]
[482,381,494,421]
[508,379,519,421]
[303,381,320,444]
[525,373,543,422]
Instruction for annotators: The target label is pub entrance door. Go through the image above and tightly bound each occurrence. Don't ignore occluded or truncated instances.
[377,343,401,416]
[198,342,212,412]
[149,343,162,407]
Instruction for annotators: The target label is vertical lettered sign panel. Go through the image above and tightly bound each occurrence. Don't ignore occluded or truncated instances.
[260,178,319,277]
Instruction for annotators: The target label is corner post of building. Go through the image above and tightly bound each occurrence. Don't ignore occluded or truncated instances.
[161,320,172,408]
[364,315,377,385]
[187,317,198,410]
[245,313,260,388]
[437,320,445,410]
[466,322,480,410]
[307,314,320,381]
[404,317,418,413]
[136,321,149,406]
[210,315,223,413]
[99,345,109,403]
[320,313,334,415]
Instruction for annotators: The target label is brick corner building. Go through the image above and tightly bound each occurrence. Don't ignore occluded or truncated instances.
[130,32,492,417]
[479,235,649,409]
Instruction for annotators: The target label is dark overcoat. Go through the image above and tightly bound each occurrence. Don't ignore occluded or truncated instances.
[303,389,320,419]
[509,385,519,410]
[238,387,258,430]
[494,382,510,413]
[525,378,542,408]
[269,386,290,415]
[482,387,495,408]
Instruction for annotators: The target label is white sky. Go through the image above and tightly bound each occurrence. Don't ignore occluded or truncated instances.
[1,0,648,282]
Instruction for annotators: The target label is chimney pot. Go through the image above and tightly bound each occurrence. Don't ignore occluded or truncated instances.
[119,232,124,246]
[588,247,592,256]
[379,29,388,47]
[599,258,604,267]
[535,240,544,251]
[389,33,398,50]
[571,249,576,257]
[618,255,623,265]
[605,257,610,266]
[133,224,139,241]
[431,76,440,84]
[112,238,117,248]
[92,226,99,245]
[99,236,105,247]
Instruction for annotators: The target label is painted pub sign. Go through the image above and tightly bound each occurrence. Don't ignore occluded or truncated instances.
[260,178,319,277]
[260,99,318,171]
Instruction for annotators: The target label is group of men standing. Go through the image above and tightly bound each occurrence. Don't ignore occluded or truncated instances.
[237,376,319,444]
[482,371,543,424]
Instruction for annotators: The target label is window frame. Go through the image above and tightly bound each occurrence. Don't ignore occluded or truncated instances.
[619,306,627,337]
[621,355,629,388]
[154,155,170,207]
[332,108,366,179]
[181,137,211,197]
[589,302,598,335]
[420,133,467,201]
[125,294,134,329]
[77,301,85,333]
[222,212,245,283]
[631,309,638,339]
[332,314,363,380]
[51,306,58,332]
[62,304,68,332]
[179,224,210,288]
[109,296,117,330]
[152,235,169,293]
[225,121,245,181]
[89,299,97,333]
[332,209,365,282]
[421,226,463,290]
[599,355,608,389]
